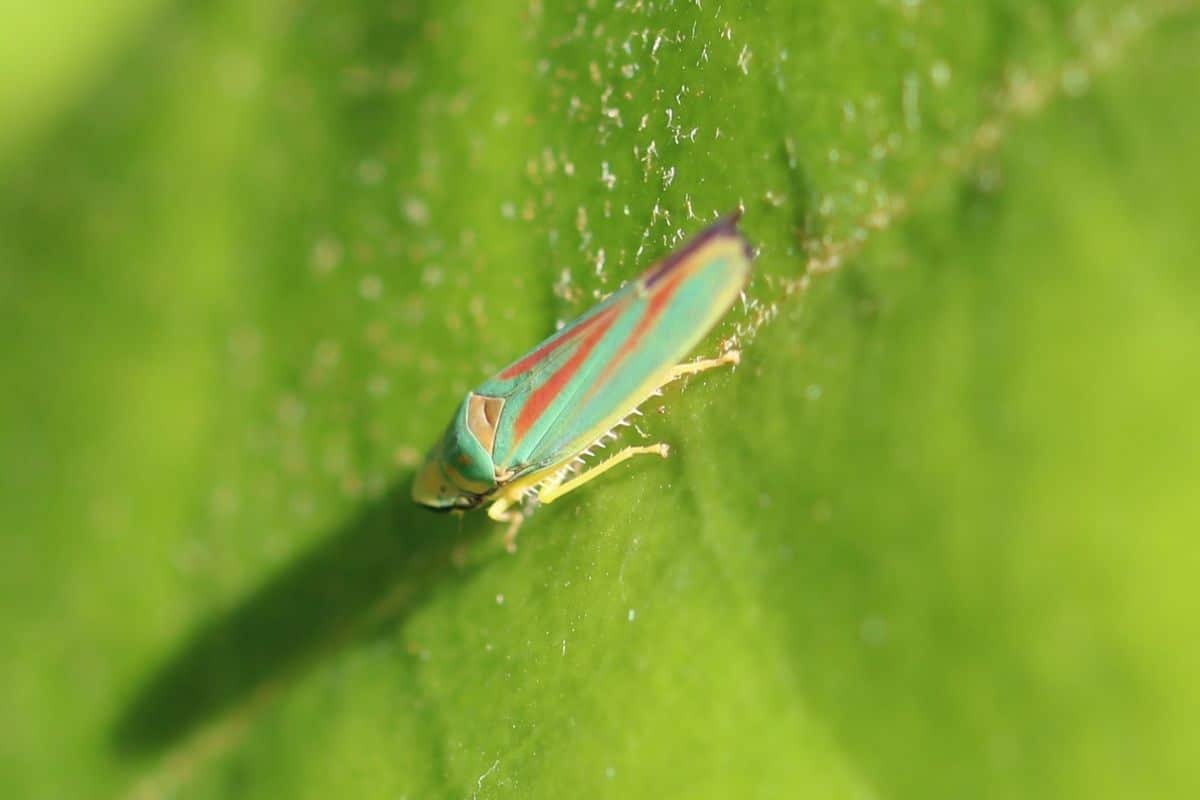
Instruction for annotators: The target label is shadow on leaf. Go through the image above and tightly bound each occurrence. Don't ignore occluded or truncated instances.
[110,477,491,756]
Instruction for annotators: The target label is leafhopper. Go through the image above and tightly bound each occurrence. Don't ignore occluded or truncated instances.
[412,213,753,549]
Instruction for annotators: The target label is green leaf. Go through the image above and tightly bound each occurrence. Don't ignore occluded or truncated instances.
[3,1,1198,798]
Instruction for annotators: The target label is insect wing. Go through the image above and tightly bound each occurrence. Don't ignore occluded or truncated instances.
[476,216,751,479]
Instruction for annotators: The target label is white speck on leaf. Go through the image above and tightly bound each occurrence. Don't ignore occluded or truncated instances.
[421,266,443,287]
[903,72,921,130]
[737,44,752,74]
[359,275,382,300]
[473,759,500,799]
[367,375,390,397]
[310,237,342,274]
[403,196,430,226]
[601,161,617,189]
[930,59,952,88]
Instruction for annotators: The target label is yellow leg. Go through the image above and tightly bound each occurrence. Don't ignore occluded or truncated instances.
[487,494,525,553]
[537,444,670,505]
[664,349,740,385]
[485,350,736,551]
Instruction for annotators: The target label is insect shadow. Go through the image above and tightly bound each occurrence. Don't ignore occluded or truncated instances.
[110,476,489,756]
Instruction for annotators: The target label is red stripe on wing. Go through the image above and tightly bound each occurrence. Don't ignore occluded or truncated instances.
[499,304,618,380]
[580,267,690,405]
[512,305,621,441]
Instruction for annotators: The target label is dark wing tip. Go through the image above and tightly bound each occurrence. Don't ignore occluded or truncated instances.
[711,207,755,262]
[673,208,751,254]
[643,208,755,288]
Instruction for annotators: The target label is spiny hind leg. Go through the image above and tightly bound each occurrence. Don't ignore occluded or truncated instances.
[486,495,525,553]
[553,351,737,502]
[663,349,740,386]
[496,352,735,545]
[537,444,670,506]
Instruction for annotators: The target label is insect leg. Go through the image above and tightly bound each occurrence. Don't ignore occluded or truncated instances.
[487,495,525,553]
[664,349,740,385]
[537,444,670,505]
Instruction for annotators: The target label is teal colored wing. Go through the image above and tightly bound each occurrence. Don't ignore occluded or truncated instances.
[474,215,752,481]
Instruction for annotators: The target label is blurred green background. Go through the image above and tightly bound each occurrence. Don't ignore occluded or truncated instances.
[3,1,1198,797]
